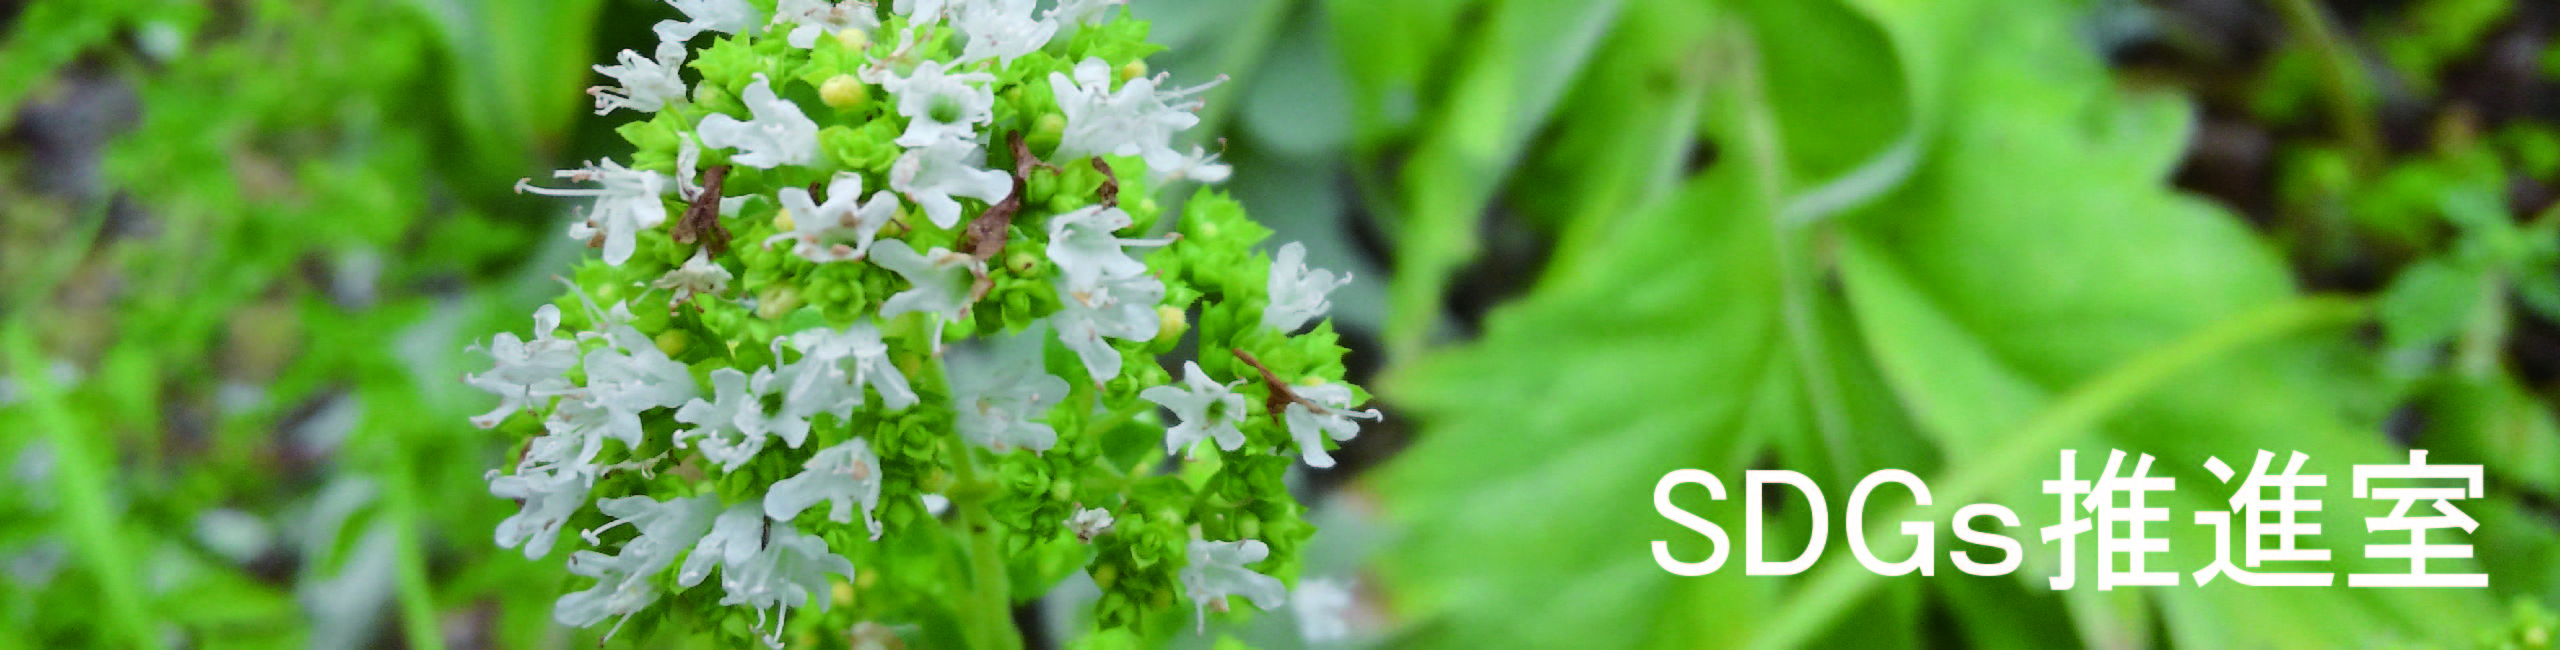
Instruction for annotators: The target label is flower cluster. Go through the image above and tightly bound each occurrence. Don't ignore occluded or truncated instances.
[468,0,1375,646]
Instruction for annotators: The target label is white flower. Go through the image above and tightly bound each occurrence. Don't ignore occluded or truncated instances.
[883,59,996,147]
[1160,145,1231,184]
[580,310,700,442]
[891,0,949,19]
[516,160,672,266]
[1140,361,1247,458]
[465,305,580,428]
[1045,205,1169,287]
[773,0,880,49]
[951,0,1057,66]
[490,471,590,559]
[719,522,855,648]
[890,137,1013,228]
[765,437,886,539]
[1282,382,1378,469]
[1044,0,1126,25]
[554,496,717,637]
[1051,272,1163,381]
[871,239,979,348]
[1048,57,1217,168]
[680,504,856,648]
[674,367,783,471]
[948,348,1069,453]
[591,41,689,115]
[699,74,822,169]
[1065,506,1114,543]
[773,322,917,425]
[766,172,900,263]
[654,248,734,304]
[1262,242,1350,332]
[678,503,767,589]
[1181,538,1287,633]
[655,0,763,43]
[1293,578,1355,643]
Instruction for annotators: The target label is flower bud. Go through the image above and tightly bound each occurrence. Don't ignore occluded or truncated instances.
[756,286,804,320]
[835,28,872,52]
[1118,60,1148,84]
[1151,305,1187,348]
[820,74,868,110]
[655,330,690,357]
[1028,113,1066,157]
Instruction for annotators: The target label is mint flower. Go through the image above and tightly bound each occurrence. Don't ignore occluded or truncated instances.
[773,0,880,49]
[950,348,1069,453]
[1141,361,1247,458]
[765,437,886,538]
[892,0,950,20]
[558,496,719,638]
[592,42,690,115]
[1045,0,1127,25]
[654,248,734,305]
[1262,242,1349,332]
[675,367,783,471]
[872,239,978,348]
[700,74,821,169]
[890,136,1013,228]
[779,322,917,414]
[951,0,1057,65]
[516,160,672,266]
[677,503,767,589]
[490,470,591,559]
[655,0,763,43]
[1281,382,1378,469]
[1046,205,1170,287]
[1052,272,1163,381]
[1066,506,1114,543]
[579,310,700,441]
[1181,538,1287,632]
[716,522,855,648]
[465,304,579,428]
[1048,57,1215,171]
[767,172,900,263]
[885,59,996,147]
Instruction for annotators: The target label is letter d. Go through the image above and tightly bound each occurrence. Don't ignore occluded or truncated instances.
[1747,470,1828,576]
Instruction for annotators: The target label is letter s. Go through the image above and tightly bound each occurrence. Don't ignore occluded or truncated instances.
[1653,469,1728,576]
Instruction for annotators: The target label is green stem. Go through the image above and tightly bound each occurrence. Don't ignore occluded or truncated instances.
[1742,296,2373,650]
[2268,0,2382,171]
[378,424,449,650]
[946,432,1023,650]
[6,324,160,650]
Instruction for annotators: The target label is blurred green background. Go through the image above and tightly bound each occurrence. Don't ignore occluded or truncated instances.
[6,0,2560,648]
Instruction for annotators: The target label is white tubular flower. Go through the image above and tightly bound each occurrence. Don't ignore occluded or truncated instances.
[1045,205,1170,287]
[766,172,900,263]
[654,248,734,304]
[1181,538,1288,633]
[699,74,822,170]
[677,503,767,589]
[674,367,782,471]
[1262,242,1350,332]
[774,0,880,49]
[580,315,700,445]
[949,349,1069,453]
[1140,361,1247,459]
[883,59,996,147]
[1066,506,1114,543]
[655,0,763,43]
[1281,382,1379,469]
[773,322,917,427]
[951,0,1057,66]
[764,437,886,539]
[1051,272,1163,382]
[890,137,1013,228]
[517,160,672,266]
[1293,578,1355,643]
[1160,145,1231,184]
[591,41,689,115]
[719,522,855,649]
[891,0,950,20]
[490,471,590,559]
[465,304,580,428]
[1044,0,1126,25]
[1048,57,1217,167]
[555,496,718,638]
[871,239,979,348]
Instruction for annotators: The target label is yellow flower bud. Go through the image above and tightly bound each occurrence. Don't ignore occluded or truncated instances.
[820,74,868,110]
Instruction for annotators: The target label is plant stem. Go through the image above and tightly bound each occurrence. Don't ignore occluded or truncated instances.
[2268,0,2383,171]
[1742,296,2374,650]
[7,324,161,650]
[946,432,1024,650]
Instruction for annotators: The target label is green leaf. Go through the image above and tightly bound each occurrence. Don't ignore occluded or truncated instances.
[2379,257,2491,352]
